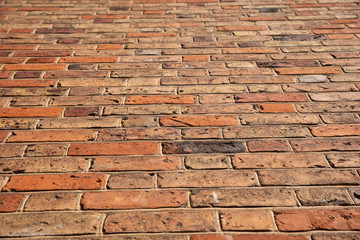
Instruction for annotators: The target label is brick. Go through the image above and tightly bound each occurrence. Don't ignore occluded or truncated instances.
[229,76,296,84]
[232,153,327,169]
[240,114,320,125]
[125,95,196,104]
[44,71,107,79]
[3,64,65,71]
[296,102,360,113]
[295,189,352,206]
[162,141,246,154]
[0,79,56,88]
[0,119,36,130]
[104,210,216,233]
[0,157,86,173]
[191,189,296,207]
[90,156,182,171]
[107,173,155,189]
[258,169,359,186]
[275,67,341,75]
[181,128,222,139]
[24,193,79,211]
[50,96,124,106]
[329,73,360,82]
[38,118,120,129]
[14,71,42,78]
[191,235,307,240]
[126,32,177,38]
[0,144,25,158]
[283,83,355,92]
[275,208,360,231]
[99,128,179,141]
[0,107,62,118]
[312,233,360,240]
[3,174,105,191]
[310,125,360,137]
[223,47,278,54]
[183,55,209,62]
[348,188,360,205]
[218,26,266,31]
[235,93,307,102]
[58,56,117,63]
[178,85,247,94]
[220,210,274,231]
[291,139,360,152]
[121,116,157,128]
[257,103,295,113]
[158,171,257,188]
[0,194,24,212]
[68,142,158,156]
[7,130,95,142]
[0,213,102,237]
[25,144,67,157]
[81,190,186,210]
[13,50,72,57]
[160,115,238,127]
[185,155,228,169]
[309,92,360,101]
[247,140,291,152]
[105,105,179,115]
[298,75,328,83]
[326,153,360,168]
[64,107,101,117]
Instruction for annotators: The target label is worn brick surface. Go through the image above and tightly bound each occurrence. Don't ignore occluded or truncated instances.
[0,0,360,238]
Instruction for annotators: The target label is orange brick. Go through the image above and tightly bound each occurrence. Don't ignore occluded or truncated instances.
[3,174,105,191]
[0,107,63,117]
[160,115,238,127]
[183,55,209,62]
[58,57,117,63]
[68,142,158,156]
[257,103,295,113]
[97,44,123,50]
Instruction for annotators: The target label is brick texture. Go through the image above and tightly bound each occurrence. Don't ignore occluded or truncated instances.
[0,0,359,238]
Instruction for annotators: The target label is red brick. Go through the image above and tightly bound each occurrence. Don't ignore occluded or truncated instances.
[0,194,23,212]
[275,209,360,231]
[0,107,62,117]
[7,130,95,142]
[68,142,158,156]
[3,174,105,191]
[247,140,291,152]
[104,210,217,233]
[14,71,42,78]
[81,190,187,210]
[0,45,36,50]
[160,115,238,127]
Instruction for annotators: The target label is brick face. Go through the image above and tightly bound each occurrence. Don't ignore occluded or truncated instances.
[0,0,359,238]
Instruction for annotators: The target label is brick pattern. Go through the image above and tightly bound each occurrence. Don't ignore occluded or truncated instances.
[0,0,360,239]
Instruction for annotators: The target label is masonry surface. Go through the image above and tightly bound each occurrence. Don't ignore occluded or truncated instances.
[0,0,360,239]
